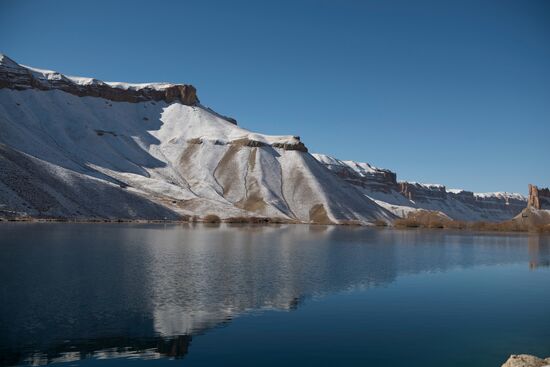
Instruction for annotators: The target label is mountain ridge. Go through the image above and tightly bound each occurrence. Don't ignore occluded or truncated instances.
[0,55,534,224]
[0,54,392,223]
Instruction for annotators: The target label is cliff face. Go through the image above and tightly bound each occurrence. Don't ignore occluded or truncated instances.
[399,182,446,201]
[528,184,550,210]
[312,154,397,193]
[313,154,527,222]
[0,54,198,105]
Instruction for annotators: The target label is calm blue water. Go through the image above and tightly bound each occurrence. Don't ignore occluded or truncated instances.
[0,223,549,366]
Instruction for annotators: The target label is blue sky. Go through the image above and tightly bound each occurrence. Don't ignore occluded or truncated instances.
[1,0,549,193]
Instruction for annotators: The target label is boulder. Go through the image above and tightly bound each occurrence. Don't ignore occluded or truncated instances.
[501,354,550,367]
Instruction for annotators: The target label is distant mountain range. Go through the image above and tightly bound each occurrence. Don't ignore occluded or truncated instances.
[0,54,545,224]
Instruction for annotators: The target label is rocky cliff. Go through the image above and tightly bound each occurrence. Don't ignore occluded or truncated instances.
[313,154,527,221]
[399,182,446,201]
[312,154,397,192]
[0,54,198,106]
[512,184,550,229]
[528,184,550,210]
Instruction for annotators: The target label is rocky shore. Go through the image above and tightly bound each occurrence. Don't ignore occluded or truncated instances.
[502,355,550,367]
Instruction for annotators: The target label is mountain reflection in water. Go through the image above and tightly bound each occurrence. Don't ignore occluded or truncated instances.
[0,223,549,366]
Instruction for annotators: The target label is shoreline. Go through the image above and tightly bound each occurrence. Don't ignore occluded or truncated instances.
[1,216,549,234]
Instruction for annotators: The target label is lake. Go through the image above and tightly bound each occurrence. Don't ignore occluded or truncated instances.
[0,223,549,366]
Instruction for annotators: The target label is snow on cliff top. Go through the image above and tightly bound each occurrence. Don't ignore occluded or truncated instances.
[449,189,526,200]
[0,54,19,67]
[0,53,181,92]
[447,188,465,194]
[404,182,445,189]
[24,65,177,91]
[67,74,176,91]
[474,192,526,200]
[312,153,390,175]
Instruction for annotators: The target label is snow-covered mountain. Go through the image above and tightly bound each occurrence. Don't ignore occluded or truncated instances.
[312,153,527,221]
[0,54,530,223]
[0,54,393,223]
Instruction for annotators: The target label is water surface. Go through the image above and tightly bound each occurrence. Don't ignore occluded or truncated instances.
[1,223,549,366]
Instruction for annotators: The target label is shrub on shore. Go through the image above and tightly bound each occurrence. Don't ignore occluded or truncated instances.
[394,218,421,228]
[203,214,221,223]
[339,220,363,226]
[223,216,296,224]
[224,216,268,224]
[443,220,467,230]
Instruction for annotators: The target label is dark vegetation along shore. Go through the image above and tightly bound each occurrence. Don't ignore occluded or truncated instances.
[390,210,550,233]
[2,210,550,234]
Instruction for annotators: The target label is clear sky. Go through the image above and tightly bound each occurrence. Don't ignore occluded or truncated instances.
[1,0,549,194]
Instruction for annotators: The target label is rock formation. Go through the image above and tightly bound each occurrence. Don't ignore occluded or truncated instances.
[501,354,550,367]
[513,184,550,229]
[528,184,550,210]
[399,182,446,201]
[313,154,527,221]
[0,54,198,106]
[312,154,397,192]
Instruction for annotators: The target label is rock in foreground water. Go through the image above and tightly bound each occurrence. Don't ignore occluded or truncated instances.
[502,355,550,367]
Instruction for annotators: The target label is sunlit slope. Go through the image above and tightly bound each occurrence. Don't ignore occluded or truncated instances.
[0,85,391,222]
